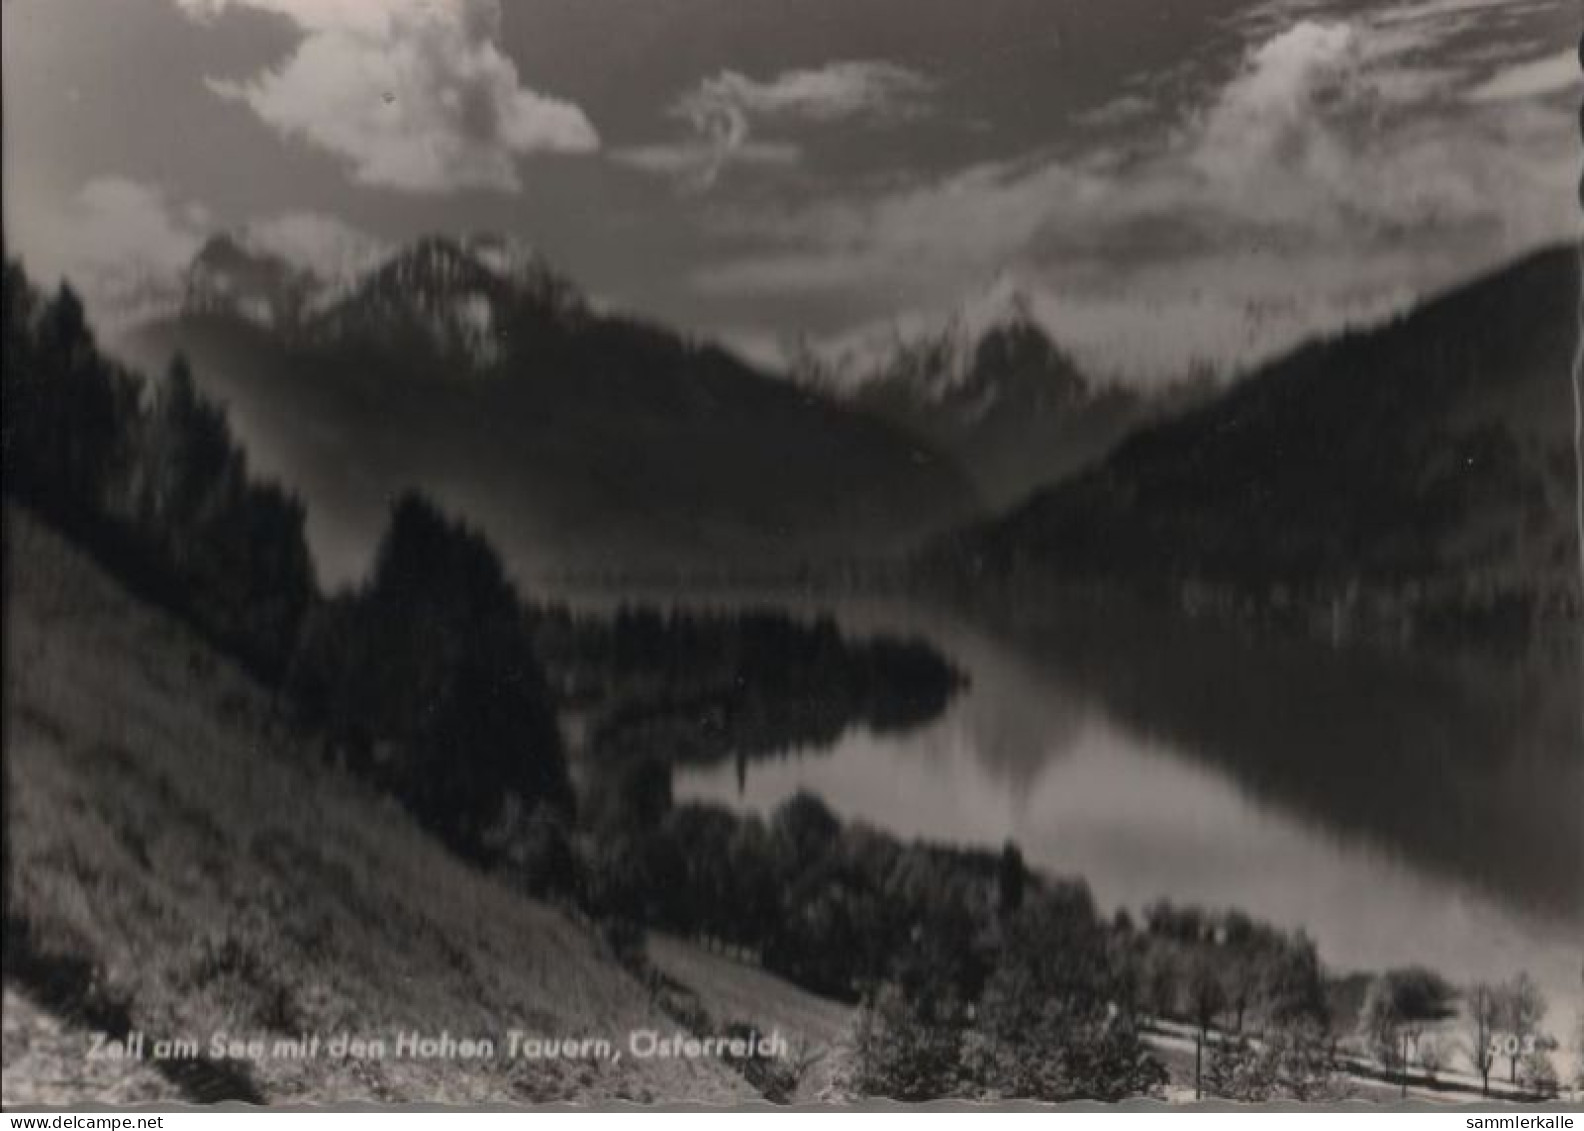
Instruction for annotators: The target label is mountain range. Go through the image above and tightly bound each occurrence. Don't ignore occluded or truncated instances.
[114,233,982,584]
[111,230,1580,641]
[924,246,1583,642]
[788,279,1166,510]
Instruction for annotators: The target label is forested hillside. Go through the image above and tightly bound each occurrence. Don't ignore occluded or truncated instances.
[925,248,1582,644]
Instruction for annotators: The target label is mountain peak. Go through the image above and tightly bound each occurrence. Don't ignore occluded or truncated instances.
[776,274,1138,510]
[303,233,587,371]
[363,236,497,300]
[956,270,1038,341]
[456,232,558,288]
[165,231,587,350]
[191,230,273,271]
[795,273,1082,409]
[358,234,580,309]
[184,231,316,328]
[932,242,1582,631]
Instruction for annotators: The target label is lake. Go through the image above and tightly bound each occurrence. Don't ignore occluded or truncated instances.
[661,591,1583,1044]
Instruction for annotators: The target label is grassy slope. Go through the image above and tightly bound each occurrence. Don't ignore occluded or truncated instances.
[2,986,182,1107]
[1,505,754,1105]
[4,507,1524,1106]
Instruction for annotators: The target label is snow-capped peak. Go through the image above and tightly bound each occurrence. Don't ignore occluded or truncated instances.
[144,231,591,372]
[789,269,1062,401]
[458,232,584,320]
[458,233,549,286]
[303,234,587,370]
[182,231,318,329]
[176,218,395,330]
[956,270,1039,343]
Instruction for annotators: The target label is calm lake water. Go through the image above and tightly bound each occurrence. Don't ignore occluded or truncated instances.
[658,592,1583,1036]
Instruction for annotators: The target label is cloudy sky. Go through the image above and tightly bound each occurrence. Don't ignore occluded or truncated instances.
[3,0,1579,382]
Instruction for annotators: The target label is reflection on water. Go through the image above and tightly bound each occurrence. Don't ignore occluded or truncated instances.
[670,593,1583,1027]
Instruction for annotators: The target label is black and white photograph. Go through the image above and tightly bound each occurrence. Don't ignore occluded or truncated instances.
[2,0,1581,1112]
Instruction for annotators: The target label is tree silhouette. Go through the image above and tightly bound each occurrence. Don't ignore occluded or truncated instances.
[1466,981,1500,1096]
[1493,972,1549,1087]
[970,891,1165,1101]
[288,492,571,855]
[996,842,1025,916]
[3,259,312,679]
[1362,967,1457,1096]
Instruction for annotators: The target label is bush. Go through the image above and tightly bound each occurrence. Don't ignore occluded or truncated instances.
[1205,1023,1346,1102]
[967,892,1164,1101]
[722,1021,805,1103]
[852,982,969,1101]
[488,803,579,898]
[1517,1046,1560,1098]
[849,884,1165,1102]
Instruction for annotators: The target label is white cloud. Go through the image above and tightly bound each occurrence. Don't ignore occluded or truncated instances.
[623,60,933,189]
[8,175,389,326]
[696,157,1101,292]
[60,178,210,276]
[174,0,598,193]
[610,139,801,192]
[1466,49,1579,102]
[1189,21,1361,188]
[680,61,934,124]
[695,9,1579,382]
[242,211,390,281]
[1071,93,1156,130]
[10,178,210,323]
